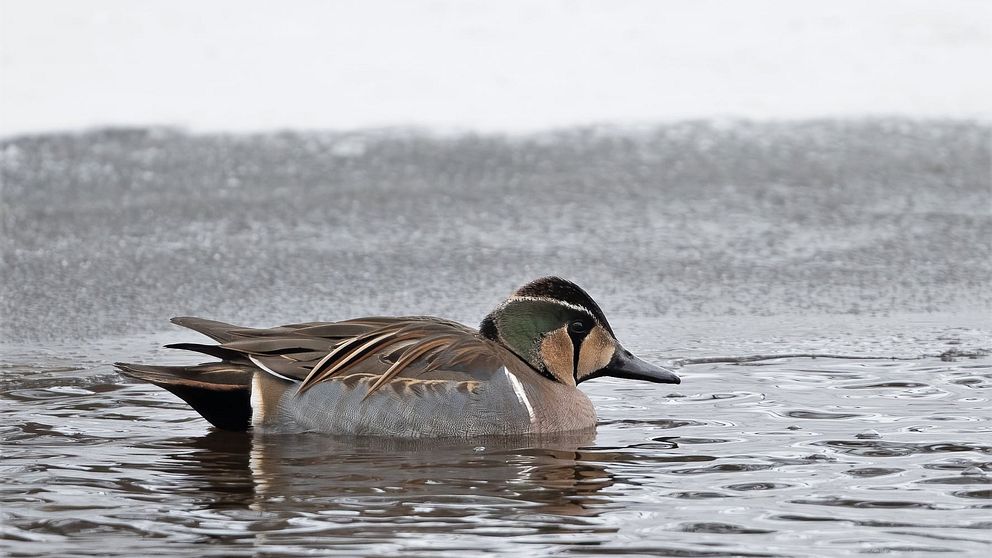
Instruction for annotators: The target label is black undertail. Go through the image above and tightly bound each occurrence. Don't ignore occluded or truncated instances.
[114,361,253,431]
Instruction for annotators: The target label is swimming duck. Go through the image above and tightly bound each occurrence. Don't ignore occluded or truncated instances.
[116,277,680,437]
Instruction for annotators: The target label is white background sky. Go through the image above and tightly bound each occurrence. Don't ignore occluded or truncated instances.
[1,0,990,136]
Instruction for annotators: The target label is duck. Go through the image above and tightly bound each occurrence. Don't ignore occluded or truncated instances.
[115,276,680,437]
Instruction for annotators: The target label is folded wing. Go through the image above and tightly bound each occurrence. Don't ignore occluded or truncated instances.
[167,316,511,394]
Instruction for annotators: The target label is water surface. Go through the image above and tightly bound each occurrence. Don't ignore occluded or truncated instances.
[3,314,990,557]
[2,121,991,556]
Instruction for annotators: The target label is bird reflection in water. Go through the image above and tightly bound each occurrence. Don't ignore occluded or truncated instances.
[163,429,615,521]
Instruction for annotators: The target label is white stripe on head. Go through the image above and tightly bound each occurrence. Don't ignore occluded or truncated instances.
[504,296,597,320]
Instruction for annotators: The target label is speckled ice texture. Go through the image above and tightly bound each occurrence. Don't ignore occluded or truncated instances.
[2,119,989,342]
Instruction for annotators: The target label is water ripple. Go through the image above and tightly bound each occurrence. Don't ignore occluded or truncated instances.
[3,339,992,556]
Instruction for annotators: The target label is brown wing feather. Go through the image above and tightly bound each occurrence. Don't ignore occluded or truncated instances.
[296,319,503,394]
[221,337,335,354]
[362,336,456,397]
[299,328,407,389]
[170,315,514,393]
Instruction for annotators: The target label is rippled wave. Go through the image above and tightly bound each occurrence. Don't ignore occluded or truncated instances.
[3,333,990,557]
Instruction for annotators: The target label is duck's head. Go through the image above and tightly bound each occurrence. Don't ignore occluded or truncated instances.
[480,277,680,387]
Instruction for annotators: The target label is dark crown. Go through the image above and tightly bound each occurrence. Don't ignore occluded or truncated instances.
[511,276,615,335]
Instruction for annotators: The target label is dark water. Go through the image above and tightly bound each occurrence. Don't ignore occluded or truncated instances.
[2,121,991,556]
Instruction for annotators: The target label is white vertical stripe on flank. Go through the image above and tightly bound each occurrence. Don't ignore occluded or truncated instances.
[504,367,536,424]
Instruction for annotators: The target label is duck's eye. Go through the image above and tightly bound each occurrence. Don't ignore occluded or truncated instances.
[569,319,589,334]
